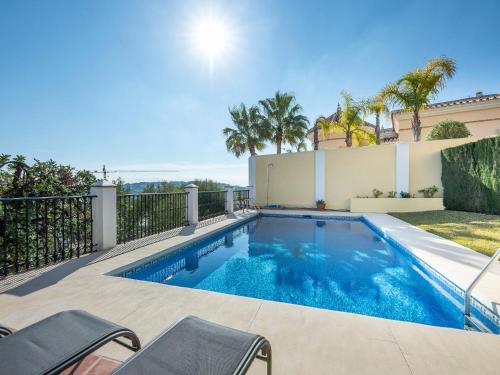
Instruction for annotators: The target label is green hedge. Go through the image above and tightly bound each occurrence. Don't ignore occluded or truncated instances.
[441,136,499,214]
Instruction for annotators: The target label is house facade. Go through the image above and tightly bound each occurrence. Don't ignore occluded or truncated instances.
[392,92,500,141]
[309,92,499,149]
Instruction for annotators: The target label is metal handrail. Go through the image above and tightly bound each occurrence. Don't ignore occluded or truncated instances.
[465,248,500,317]
[0,195,96,201]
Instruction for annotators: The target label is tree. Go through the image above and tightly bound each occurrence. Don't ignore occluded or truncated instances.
[317,91,375,148]
[366,96,389,145]
[114,177,131,195]
[259,91,309,154]
[0,154,95,197]
[427,120,471,140]
[380,56,456,141]
[223,104,268,158]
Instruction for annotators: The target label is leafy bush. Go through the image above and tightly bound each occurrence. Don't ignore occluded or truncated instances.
[316,199,325,205]
[427,120,471,140]
[372,188,383,198]
[418,185,438,198]
[0,154,96,197]
[441,136,499,214]
[399,191,412,198]
[387,191,397,198]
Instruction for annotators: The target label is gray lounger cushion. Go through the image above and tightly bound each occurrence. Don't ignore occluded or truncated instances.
[113,315,270,375]
[0,310,139,375]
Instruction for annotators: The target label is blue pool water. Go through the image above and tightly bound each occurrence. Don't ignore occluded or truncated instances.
[120,215,486,330]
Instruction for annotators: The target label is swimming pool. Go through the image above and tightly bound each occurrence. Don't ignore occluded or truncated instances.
[117,215,498,332]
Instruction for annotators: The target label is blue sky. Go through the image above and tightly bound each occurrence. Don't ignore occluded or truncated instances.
[1,0,499,185]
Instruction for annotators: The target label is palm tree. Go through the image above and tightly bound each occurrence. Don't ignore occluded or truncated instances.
[259,91,309,154]
[380,56,456,141]
[312,117,322,150]
[222,104,268,158]
[366,96,389,145]
[317,91,375,148]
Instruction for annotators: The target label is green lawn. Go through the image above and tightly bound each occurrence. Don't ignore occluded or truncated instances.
[390,210,500,257]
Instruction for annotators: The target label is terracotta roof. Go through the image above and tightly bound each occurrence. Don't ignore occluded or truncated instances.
[391,92,500,114]
[379,127,398,140]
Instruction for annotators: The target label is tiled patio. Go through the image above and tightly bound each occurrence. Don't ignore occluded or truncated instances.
[1,210,500,374]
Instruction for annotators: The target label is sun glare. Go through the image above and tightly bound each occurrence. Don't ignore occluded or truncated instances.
[189,13,234,72]
[194,18,228,57]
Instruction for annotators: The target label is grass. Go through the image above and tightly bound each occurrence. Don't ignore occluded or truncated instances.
[390,210,500,257]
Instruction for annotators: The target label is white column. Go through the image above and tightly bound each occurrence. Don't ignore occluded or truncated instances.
[185,184,199,225]
[248,156,256,204]
[395,142,410,194]
[90,180,117,251]
[225,186,234,213]
[315,150,325,202]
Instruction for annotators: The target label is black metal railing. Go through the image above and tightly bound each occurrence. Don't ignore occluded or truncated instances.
[0,195,95,277]
[116,192,188,244]
[198,191,226,221]
[233,189,250,211]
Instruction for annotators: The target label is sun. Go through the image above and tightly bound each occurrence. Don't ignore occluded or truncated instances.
[194,18,229,58]
[189,13,234,72]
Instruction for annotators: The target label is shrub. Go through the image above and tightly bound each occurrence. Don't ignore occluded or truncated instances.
[387,191,397,198]
[427,120,471,140]
[316,199,325,205]
[418,185,438,198]
[441,136,499,214]
[372,188,383,198]
[400,191,411,198]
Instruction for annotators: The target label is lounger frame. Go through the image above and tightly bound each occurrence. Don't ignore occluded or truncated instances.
[0,326,12,337]
[234,336,272,375]
[47,328,141,375]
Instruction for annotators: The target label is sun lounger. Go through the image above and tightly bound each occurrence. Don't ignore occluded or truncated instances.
[0,310,141,375]
[112,315,272,375]
[0,312,271,375]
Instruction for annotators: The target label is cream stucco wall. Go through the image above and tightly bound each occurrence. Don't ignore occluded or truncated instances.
[394,103,500,142]
[408,137,481,196]
[253,137,488,211]
[255,151,316,207]
[324,144,396,210]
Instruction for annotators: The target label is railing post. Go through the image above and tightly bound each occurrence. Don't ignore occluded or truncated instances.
[225,186,234,213]
[185,184,199,225]
[90,180,117,251]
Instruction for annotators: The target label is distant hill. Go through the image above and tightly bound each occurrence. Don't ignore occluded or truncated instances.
[123,181,185,194]
[123,181,246,194]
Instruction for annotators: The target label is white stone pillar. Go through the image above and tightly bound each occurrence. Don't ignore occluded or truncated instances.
[395,142,410,195]
[90,180,117,251]
[248,156,256,205]
[225,186,234,213]
[185,184,199,225]
[315,150,325,202]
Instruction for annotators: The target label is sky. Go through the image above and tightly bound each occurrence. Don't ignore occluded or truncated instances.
[1,0,499,185]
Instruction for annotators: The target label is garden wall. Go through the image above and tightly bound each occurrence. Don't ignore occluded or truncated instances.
[409,138,479,196]
[252,137,485,211]
[324,144,396,209]
[441,136,499,214]
[255,151,315,207]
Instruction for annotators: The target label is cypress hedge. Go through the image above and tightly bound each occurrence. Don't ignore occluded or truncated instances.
[441,136,499,214]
